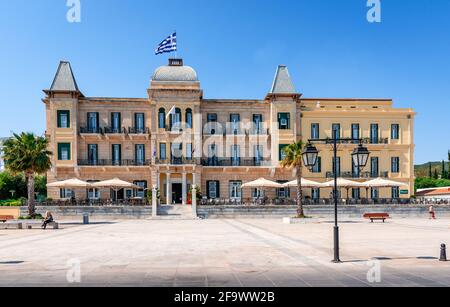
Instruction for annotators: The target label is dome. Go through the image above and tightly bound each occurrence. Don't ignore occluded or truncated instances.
[152,59,198,82]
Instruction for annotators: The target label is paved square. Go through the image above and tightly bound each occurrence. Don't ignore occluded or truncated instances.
[1,218,450,287]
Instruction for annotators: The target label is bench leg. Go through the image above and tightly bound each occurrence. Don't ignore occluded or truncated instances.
[53,224,59,230]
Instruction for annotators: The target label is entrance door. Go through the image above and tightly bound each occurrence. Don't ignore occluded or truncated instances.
[172,183,183,204]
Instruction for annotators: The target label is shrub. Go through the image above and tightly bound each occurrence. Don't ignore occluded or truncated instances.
[0,199,22,207]
[19,214,44,220]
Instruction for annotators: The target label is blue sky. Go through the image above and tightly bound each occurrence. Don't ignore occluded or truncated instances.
[0,0,449,164]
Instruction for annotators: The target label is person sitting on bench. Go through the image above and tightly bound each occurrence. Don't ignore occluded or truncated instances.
[41,211,54,230]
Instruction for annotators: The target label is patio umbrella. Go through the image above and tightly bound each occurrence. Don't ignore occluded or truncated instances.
[283,179,324,188]
[362,178,408,198]
[47,178,92,188]
[92,178,140,201]
[322,178,366,200]
[242,178,284,199]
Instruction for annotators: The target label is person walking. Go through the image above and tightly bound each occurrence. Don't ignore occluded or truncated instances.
[429,205,436,220]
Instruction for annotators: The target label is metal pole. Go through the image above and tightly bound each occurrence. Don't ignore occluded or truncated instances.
[333,131,341,263]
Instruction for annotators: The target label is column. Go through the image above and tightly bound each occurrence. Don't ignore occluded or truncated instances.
[192,172,197,187]
[152,185,158,217]
[192,184,198,218]
[182,173,187,205]
[166,173,172,205]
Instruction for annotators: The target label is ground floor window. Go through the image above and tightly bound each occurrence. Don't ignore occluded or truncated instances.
[276,181,290,198]
[229,181,242,200]
[312,188,320,200]
[371,188,379,199]
[392,187,400,199]
[207,181,220,199]
[60,188,73,199]
[88,188,100,200]
[252,189,264,198]
[352,188,360,199]
[134,181,147,198]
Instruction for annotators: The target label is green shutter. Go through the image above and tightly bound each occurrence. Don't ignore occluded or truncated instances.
[57,110,70,128]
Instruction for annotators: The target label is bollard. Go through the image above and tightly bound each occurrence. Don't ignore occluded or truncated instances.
[83,213,89,225]
[440,244,447,262]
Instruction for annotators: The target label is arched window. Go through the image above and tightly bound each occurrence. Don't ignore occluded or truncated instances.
[186,108,193,129]
[158,108,166,129]
[170,108,182,130]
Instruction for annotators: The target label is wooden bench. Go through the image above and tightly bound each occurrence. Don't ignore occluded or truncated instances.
[363,213,390,223]
[0,215,14,223]
[24,221,59,230]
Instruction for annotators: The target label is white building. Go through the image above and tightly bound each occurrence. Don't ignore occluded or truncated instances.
[416,187,450,200]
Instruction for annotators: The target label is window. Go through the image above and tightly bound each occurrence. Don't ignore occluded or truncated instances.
[207,113,217,123]
[254,145,263,165]
[332,124,341,139]
[158,108,166,129]
[351,124,360,141]
[185,109,193,129]
[88,144,98,165]
[253,189,264,198]
[58,143,71,161]
[391,157,400,173]
[207,181,220,199]
[277,181,290,198]
[171,143,183,163]
[208,144,218,166]
[278,113,290,130]
[311,123,320,139]
[135,144,145,165]
[230,114,240,134]
[87,112,99,132]
[57,110,70,128]
[159,143,166,160]
[279,144,288,161]
[170,108,182,130]
[371,188,379,199]
[352,158,360,178]
[229,181,242,200]
[352,188,360,199]
[112,144,122,166]
[253,114,263,134]
[391,124,400,140]
[231,145,240,166]
[125,189,133,199]
[88,188,100,200]
[370,124,379,144]
[135,113,145,132]
[371,157,379,177]
[312,188,320,200]
[392,187,400,199]
[134,181,147,198]
[111,112,121,132]
[60,188,73,199]
[312,157,322,173]
[186,143,193,160]
[332,157,341,176]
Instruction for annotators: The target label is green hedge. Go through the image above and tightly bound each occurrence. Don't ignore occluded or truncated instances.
[0,199,22,207]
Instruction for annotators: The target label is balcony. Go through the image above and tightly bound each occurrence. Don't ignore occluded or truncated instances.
[80,127,103,134]
[104,127,126,134]
[201,158,268,167]
[128,127,150,135]
[325,171,389,179]
[248,127,270,136]
[155,158,201,165]
[78,159,151,167]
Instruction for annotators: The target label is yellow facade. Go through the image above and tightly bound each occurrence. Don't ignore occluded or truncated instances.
[43,60,415,203]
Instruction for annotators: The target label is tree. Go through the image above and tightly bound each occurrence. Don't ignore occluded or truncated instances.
[442,160,447,180]
[433,168,439,180]
[280,141,306,218]
[3,133,52,216]
[429,162,432,178]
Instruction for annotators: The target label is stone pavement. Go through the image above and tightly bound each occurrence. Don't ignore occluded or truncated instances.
[0,218,450,287]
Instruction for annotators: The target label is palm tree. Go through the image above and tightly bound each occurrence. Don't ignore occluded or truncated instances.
[281,141,306,218]
[3,133,52,216]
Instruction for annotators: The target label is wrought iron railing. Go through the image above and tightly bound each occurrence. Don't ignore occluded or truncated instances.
[104,127,127,134]
[201,158,268,167]
[128,127,150,134]
[326,171,389,179]
[80,127,103,134]
[78,159,151,166]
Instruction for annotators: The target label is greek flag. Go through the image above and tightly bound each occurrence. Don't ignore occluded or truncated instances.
[155,32,177,55]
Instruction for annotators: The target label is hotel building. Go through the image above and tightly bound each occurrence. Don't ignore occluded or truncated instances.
[44,59,415,203]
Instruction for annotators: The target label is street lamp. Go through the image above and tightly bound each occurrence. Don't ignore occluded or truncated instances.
[305,136,370,263]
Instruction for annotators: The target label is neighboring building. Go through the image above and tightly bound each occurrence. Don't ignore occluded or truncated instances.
[0,137,8,171]
[416,187,450,200]
[44,59,415,203]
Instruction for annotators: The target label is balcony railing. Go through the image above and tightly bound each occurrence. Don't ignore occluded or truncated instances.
[325,171,389,179]
[104,127,127,134]
[78,159,151,166]
[155,158,201,165]
[128,127,150,135]
[80,127,103,134]
[201,158,268,167]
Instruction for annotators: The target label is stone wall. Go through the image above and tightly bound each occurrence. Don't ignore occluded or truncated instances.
[21,206,152,220]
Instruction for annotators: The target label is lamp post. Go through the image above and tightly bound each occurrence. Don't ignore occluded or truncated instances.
[303,132,370,263]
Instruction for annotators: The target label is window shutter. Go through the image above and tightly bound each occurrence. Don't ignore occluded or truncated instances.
[67,144,71,161]
[216,181,220,198]
[57,111,61,128]
[318,157,322,172]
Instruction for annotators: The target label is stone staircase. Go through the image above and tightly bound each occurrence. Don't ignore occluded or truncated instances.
[153,205,198,220]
